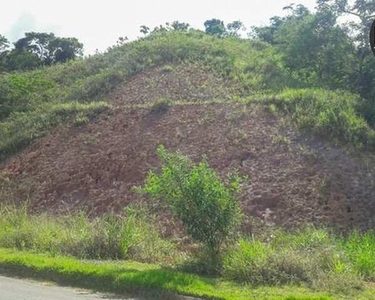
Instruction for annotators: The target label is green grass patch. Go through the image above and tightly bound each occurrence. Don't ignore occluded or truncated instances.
[0,248,349,300]
[243,88,375,148]
[0,204,176,263]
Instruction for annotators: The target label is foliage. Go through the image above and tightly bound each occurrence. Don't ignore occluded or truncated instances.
[204,19,227,37]
[0,35,9,52]
[0,248,340,300]
[226,21,246,37]
[0,204,175,263]
[253,1,375,109]
[223,227,375,293]
[138,145,243,257]
[245,88,375,148]
[0,32,83,71]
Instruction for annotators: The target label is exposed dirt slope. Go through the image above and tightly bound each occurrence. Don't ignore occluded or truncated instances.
[2,65,375,231]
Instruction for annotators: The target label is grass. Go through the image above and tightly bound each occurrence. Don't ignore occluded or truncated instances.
[0,205,374,298]
[0,248,354,300]
[0,204,176,263]
[222,227,371,294]
[242,88,375,148]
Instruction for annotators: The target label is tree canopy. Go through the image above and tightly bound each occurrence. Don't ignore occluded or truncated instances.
[0,32,83,72]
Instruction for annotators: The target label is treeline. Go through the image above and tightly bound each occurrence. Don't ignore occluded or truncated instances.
[251,1,375,118]
[0,32,83,72]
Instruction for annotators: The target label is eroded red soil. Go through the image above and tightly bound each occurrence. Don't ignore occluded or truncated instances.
[2,65,375,231]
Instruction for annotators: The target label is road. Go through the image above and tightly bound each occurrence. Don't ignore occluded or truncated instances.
[0,275,134,300]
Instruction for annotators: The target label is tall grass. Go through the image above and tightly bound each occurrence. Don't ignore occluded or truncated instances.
[243,88,375,148]
[223,227,375,292]
[0,204,374,295]
[0,204,176,263]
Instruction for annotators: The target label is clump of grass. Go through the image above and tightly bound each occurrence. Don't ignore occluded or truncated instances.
[149,98,172,114]
[341,231,375,281]
[223,227,369,293]
[245,88,375,148]
[0,204,176,264]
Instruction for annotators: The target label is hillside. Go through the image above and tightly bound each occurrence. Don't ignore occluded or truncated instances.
[2,29,375,299]
[0,48,375,234]
[1,31,375,233]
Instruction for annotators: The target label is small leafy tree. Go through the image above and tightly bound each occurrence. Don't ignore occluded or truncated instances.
[0,35,9,53]
[204,19,226,37]
[140,25,150,36]
[226,21,246,37]
[170,21,190,31]
[137,146,243,259]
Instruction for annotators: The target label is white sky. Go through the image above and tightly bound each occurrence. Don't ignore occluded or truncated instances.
[1,0,317,54]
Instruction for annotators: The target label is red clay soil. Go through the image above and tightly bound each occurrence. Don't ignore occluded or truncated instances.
[2,65,375,231]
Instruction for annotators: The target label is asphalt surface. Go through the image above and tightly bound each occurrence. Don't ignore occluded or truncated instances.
[0,275,133,300]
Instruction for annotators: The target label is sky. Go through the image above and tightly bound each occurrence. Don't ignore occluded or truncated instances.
[0,0,317,54]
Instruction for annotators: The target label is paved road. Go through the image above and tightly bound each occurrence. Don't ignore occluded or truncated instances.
[0,275,133,300]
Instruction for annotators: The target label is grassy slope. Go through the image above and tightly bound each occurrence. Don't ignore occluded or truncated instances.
[1,30,374,161]
[0,248,351,300]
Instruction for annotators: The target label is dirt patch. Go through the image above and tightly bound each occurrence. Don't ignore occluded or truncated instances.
[108,64,239,106]
[2,66,375,231]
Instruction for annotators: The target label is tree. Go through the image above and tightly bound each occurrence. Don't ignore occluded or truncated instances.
[14,32,55,64]
[0,35,10,71]
[317,0,374,54]
[140,25,150,35]
[204,19,226,37]
[48,37,83,63]
[138,146,242,264]
[316,0,375,99]
[1,32,83,71]
[251,5,356,89]
[0,35,9,53]
[226,21,246,37]
[4,49,42,71]
[170,21,190,31]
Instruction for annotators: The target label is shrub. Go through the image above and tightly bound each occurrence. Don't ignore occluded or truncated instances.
[149,97,172,114]
[137,145,243,261]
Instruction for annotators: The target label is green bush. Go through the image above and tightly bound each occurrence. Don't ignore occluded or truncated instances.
[137,145,243,260]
